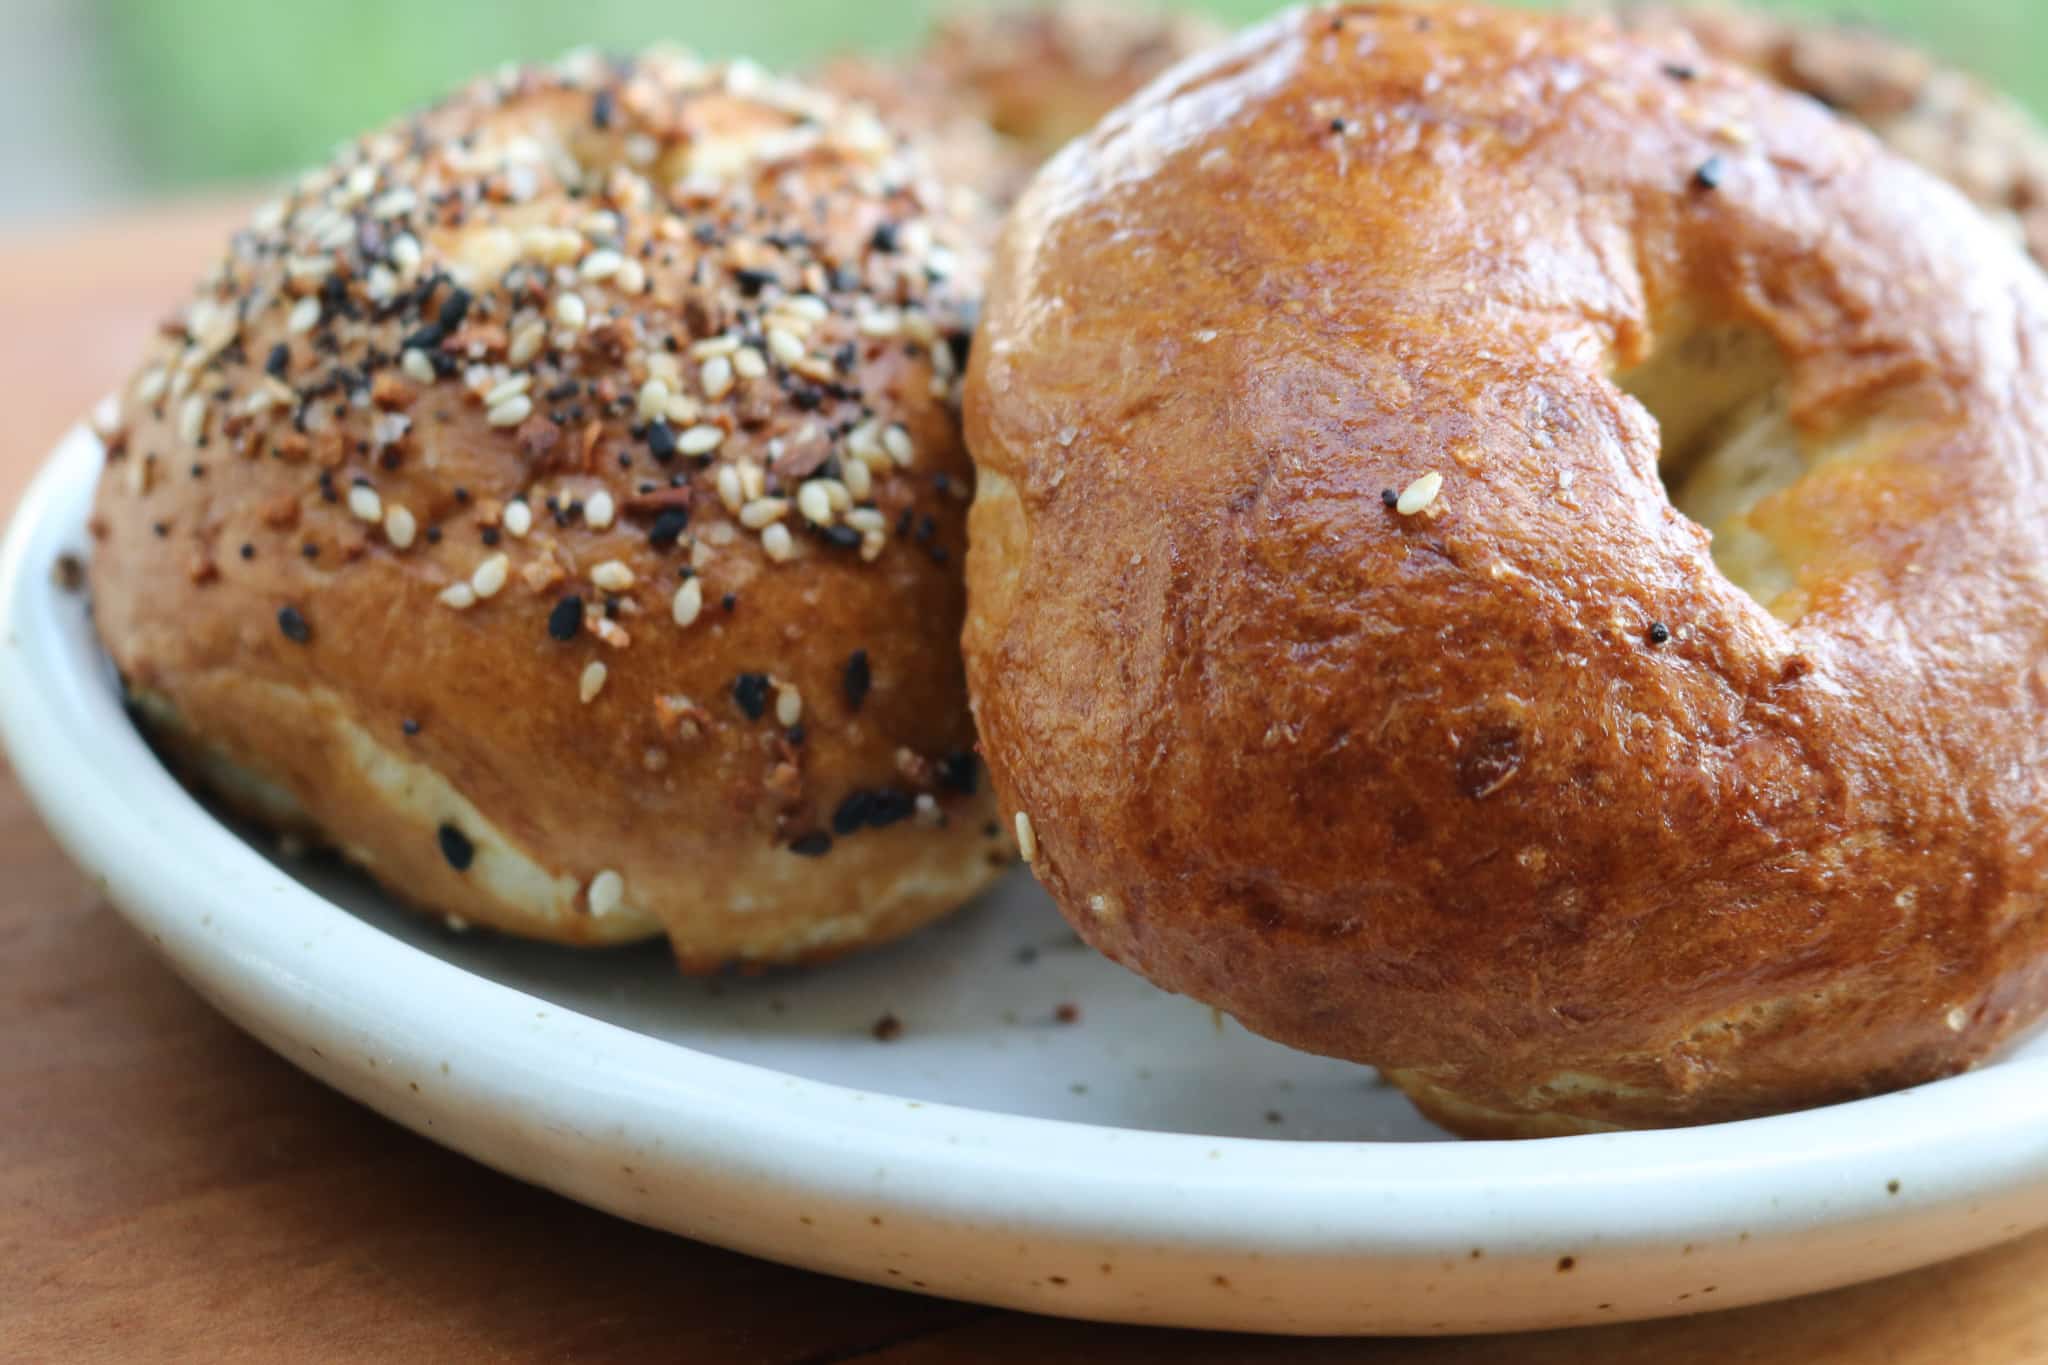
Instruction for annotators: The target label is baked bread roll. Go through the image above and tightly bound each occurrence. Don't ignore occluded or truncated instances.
[818,3,1226,205]
[1606,3,2048,266]
[90,50,1008,967]
[965,3,2048,1134]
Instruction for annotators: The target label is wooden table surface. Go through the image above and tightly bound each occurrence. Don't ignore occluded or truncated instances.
[7,201,2048,1364]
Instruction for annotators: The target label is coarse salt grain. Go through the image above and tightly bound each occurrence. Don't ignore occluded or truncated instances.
[584,490,615,529]
[591,560,635,592]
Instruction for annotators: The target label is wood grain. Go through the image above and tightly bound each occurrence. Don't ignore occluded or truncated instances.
[6,200,2048,1363]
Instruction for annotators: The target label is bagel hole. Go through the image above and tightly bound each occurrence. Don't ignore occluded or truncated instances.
[1616,322,1806,615]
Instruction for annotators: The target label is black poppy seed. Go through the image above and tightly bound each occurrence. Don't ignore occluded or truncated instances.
[1647,621,1671,645]
[1693,156,1725,191]
[1662,62,1697,81]
[301,542,319,559]
[1381,487,1399,508]
[239,543,254,560]
[592,88,615,129]
[869,221,900,253]
[547,594,584,642]
[732,672,771,720]
[276,605,311,644]
[721,592,737,612]
[437,822,475,871]
[402,718,421,736]
[734,267,776,297]
[264,342,291,378]
[789,831,832,857]
[822,524,860,550]
[843,649,871,711]
[437,287,472,332]
[151,521,169,537]
[425,526,441,544]
[480,526,501,547]
[648,507,689,549]
[646,420,677,462]
[452,486,470,503]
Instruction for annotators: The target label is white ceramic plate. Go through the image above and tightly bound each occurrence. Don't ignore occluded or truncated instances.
[11,426,2048,1336]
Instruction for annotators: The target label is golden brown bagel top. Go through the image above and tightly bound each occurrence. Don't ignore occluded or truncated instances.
[965,2,2048,1133]
[90,50,1004,964]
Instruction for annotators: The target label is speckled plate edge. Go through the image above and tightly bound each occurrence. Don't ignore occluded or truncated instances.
[10,425,2048,1336]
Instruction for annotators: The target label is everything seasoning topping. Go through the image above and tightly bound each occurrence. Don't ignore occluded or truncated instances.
[109,50,990,857]
[276,604,312,644]
[437,822,475,871]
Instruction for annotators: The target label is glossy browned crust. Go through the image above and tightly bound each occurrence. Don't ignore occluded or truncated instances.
[1608,3,2048,266]
[818,3,1227,206]
[964,3,2048,1134]
[91,53,1008,967]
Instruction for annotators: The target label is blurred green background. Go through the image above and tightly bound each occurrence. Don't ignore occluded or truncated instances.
[5,0,2042,224]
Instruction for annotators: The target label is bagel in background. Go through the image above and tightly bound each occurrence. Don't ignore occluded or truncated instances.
[964,2,2048,1135]
[817,2,1227,205]
[1606,2,2048,266]
[89,51,1010,968]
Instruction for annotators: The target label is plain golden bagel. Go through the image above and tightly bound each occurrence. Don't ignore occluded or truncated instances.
[90,51,1009,969]
[964,2,2048,1135]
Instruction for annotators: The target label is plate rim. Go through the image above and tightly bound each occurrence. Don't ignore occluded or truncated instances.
[12,423,2048,1333]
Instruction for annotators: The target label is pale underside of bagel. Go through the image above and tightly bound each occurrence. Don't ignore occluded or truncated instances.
[130,684,1001,967]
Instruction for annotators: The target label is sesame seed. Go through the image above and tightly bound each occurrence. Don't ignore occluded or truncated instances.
[471,553,510,598]
[797,480,835,526]
[689,332,741,359]
[677,423,725,456]
[732,347,767,381]
[591,560,635,592]
[699,354,734,399]
[767,683,802,728]
[615,258,647,295]
[390,233,423,274]
[587,868,625,915]
[633,379,668,424]
[782,294,829,322]
[858,309,902,338]
[579,660,608,703]
[715,465,744,512]
[882,424,914,467]
[842,458,872,500]
[761,523,796,562]
[173,395,207,447]
[584,489,616,529]
[554,292,588,329]
[503,501,533,537]
[1647,621,1671,645]
[347,484,383,523]
[580,247,625,280]
[483,374,533,407]
[401,348,436,384]
[672,576,703,626]
[276,605,311,644]
[1014,811,1037,863]
[438,582,478,610]
[384,504,417,549]
[1395,471,1442,515]
[843,507,887,534]
[486,394,534,427]
[287,296,321,335]
[739,496,788,530]
[766,328,805,365]
[508,320,547,366]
